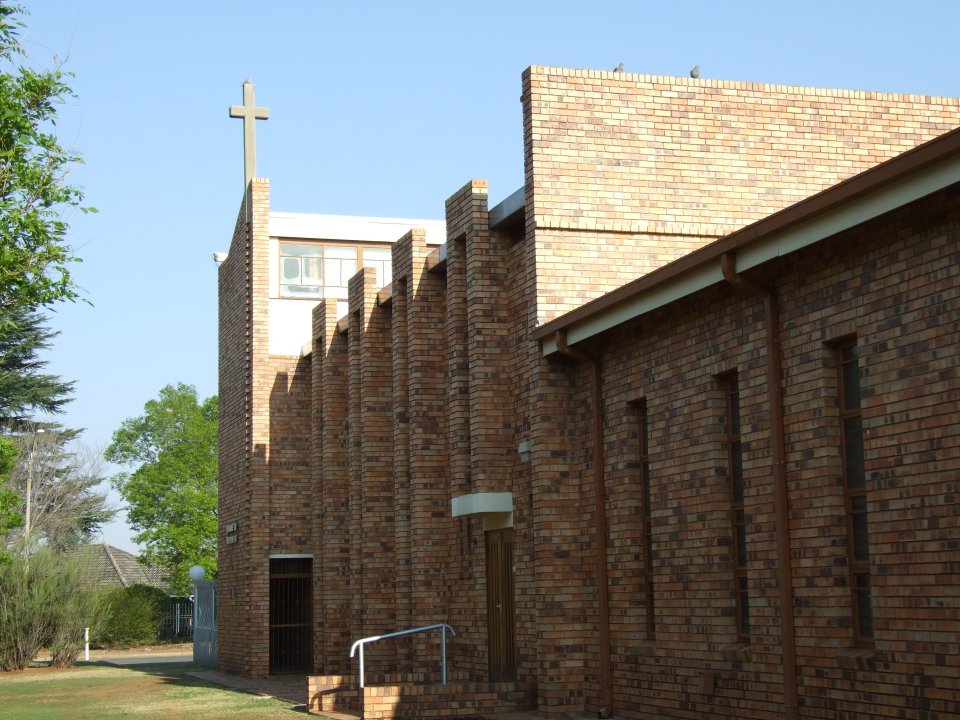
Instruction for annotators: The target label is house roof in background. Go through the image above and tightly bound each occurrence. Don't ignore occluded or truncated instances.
[74,543,169,592]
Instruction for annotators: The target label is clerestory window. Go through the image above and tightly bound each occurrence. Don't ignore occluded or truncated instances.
[837,339,873,645]
[720,373,750,643]
[279,243,393,301]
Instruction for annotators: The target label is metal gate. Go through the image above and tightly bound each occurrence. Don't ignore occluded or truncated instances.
[193,579,217,667]
[269,557,313,673]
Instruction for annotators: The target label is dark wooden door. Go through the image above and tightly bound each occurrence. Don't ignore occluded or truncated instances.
[269,557,313,674]
[486,528,517,681]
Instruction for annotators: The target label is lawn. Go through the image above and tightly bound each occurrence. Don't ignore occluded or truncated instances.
[0,662,307,720]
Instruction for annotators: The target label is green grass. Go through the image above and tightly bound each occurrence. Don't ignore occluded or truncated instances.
[0,662,308,719]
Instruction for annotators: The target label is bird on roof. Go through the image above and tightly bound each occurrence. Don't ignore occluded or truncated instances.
[613,63,624,73]
[690,65,700,78]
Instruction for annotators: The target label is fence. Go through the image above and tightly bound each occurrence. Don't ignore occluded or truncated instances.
[158,597,194,642]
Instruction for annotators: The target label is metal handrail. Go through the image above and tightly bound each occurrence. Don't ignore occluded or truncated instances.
[349,623,456,688]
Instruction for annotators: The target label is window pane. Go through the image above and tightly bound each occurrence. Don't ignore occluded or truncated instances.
[731,443,744,501]
[728,382,740,434]
[842,343,860,363]
[302,257,322,286]
[843,359,861,409]
[325,246,358,260]
[282,257,301,283]
[325,258,342,287]
[640,411,649,456]
[363,247,391,262]
[844,417,865,488]
[378,261,392,288]
[852,497,870,562]
[736,511,747,566]
[283,285,322,298]
[285,243,323,258]
[340,259,358,285]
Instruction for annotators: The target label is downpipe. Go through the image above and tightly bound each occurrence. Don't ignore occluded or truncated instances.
[721,253,799,720]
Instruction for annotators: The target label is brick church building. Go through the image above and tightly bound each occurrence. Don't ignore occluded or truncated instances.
[217,67,960,720]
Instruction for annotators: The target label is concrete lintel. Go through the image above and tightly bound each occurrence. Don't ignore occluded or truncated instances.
[451,491,513,517]
[269,212,446,245]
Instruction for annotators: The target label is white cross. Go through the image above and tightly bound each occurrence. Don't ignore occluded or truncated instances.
[229,80,269,187]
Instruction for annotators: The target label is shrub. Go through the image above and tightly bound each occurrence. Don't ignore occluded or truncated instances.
[47,557,105,668]
[97,584,168,647]
[0,548,104,670]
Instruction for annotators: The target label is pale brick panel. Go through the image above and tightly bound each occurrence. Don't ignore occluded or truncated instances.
[522,66,960,324]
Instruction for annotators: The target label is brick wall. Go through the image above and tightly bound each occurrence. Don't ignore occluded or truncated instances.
[218,178,315,677]
[217,180,275,676]
[523,65,960,323]
[216,186,252,675]
[313,298,351,674]
[392,230,454,666]
[587,185,960,719]
[220,65,959,720]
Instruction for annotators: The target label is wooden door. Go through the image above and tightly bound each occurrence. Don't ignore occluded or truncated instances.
[269,557,313,674]
[486,528,517,681]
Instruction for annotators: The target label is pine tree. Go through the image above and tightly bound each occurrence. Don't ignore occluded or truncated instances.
[0,308,74,424]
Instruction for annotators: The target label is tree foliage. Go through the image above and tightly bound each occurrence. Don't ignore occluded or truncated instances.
[0,2,94,319]
[0,436,21,563]
[0,547,103,670]
[0,308,73,424]
[3,425,115,551]
[105,384,217,594]
[96,584,167,648]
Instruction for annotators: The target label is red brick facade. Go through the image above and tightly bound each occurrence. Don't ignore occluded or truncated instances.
[218,67,960,718]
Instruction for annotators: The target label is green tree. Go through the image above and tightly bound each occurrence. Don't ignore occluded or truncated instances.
[105,384,217,594]
[0,437,21,563]
[0,2,94,320]
[0,308,74,424]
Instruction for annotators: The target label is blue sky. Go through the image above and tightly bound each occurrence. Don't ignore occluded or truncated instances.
[22,0,960,552]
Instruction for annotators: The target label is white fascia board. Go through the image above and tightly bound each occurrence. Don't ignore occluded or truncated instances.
[451,492,514,517]
[269,212,446,245]
[739,153,960,272]
[542,153,960,355]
